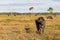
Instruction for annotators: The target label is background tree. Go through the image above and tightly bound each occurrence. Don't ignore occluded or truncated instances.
[48,7,53,14]
[29,7,34,16]
[48,7,56,17]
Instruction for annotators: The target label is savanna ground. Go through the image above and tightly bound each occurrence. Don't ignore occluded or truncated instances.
[0,13,60,40]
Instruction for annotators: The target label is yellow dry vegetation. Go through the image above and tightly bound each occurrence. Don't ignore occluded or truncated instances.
[0,14,60,40]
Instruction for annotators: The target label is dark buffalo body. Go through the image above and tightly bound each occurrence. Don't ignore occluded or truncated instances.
[35,17,45,34]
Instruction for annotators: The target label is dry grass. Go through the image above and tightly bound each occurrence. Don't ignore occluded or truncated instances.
[0,14,60,40]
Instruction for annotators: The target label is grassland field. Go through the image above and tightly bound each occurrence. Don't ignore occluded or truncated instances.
[0,13,60,40]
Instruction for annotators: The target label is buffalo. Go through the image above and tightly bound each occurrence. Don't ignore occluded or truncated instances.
[35,17,45,34]
[47,16,53,19]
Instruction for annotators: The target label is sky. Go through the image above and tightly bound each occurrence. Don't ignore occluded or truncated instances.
[0,0,60,13]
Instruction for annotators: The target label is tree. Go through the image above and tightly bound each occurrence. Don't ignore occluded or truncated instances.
[48,7,53,14]
[28,7,34,16]
[48,7,56,17]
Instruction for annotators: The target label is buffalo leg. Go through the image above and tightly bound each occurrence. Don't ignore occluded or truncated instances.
[36,25,40,33]
[42,26,45,33]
